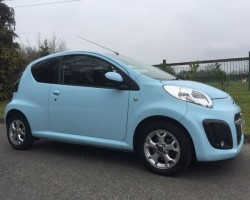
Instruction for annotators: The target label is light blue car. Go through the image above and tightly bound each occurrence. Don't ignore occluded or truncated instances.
[4,51,245,176]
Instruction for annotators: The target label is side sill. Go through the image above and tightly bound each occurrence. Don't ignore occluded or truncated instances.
[32,131,124,150]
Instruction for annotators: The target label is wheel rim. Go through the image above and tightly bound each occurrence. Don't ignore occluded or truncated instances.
[9,120,26,145]
[144,129,180,169]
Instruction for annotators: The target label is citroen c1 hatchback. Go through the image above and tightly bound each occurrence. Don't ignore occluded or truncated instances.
[4,51,245,176]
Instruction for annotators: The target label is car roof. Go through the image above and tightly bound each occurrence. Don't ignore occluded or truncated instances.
[26,51,141,80]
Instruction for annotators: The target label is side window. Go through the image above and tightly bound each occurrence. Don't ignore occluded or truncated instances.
[31,58,60,84]
[62,55,122,88]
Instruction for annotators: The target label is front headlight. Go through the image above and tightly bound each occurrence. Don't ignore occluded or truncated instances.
[228,95,235,105]
[163,85,213,108]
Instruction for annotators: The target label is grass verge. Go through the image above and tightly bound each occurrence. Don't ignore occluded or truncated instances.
[0,100,9,118]
[229,91,250,135]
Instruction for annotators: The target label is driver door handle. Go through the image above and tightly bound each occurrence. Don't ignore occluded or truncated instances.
[52,90,60,96]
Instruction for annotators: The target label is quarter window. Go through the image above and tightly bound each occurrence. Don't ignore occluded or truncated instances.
[31,58,60,84]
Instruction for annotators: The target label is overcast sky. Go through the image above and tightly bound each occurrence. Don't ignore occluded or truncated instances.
[5,0,250,64]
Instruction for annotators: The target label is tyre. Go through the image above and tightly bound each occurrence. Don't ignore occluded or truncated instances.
[138,120,192,176]
[7,114,34,150]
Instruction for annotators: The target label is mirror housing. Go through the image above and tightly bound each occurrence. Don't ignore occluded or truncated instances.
[105,72,123,82]
[105,72,129,90]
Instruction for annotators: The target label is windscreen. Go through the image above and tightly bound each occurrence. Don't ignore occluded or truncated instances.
[110,55,176,80]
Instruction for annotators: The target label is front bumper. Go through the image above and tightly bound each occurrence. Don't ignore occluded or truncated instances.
[180,96,244,162]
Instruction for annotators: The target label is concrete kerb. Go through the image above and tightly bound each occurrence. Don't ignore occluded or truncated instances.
[0,117,249,142]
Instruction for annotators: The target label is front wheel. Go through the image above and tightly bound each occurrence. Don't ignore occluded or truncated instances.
[138,121,193,176]
[7,114,34,150]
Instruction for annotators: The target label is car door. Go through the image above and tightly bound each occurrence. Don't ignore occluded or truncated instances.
[48,54,130,141]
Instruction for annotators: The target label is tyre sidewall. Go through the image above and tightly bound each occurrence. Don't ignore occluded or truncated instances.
[138,121,192,176]
[7,114,34,150]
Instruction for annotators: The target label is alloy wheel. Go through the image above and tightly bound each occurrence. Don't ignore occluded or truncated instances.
[144,129,180,169]
[9,120,26,145]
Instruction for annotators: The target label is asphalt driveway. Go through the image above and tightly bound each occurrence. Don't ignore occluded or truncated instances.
[0,124,250,200]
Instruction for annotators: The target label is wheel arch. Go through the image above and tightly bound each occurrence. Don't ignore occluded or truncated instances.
[133,115,196,159]
[5,109,28,125]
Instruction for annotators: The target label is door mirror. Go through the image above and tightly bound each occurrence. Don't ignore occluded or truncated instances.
[105,72,123,82]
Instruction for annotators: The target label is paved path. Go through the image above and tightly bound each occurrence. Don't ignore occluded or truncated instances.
[0,125,250,200]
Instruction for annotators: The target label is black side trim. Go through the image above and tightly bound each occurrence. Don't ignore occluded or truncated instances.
[13,72,23,92]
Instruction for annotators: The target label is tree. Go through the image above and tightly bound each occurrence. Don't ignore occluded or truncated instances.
[0,0,22,101]
[188,62,200,81]
[178,62,200,80]
[38,39,50,57]
[212,62,228,90]
[36,32,67,55]
[19,45,39,68]
[159,65,176,76]
[158,60,176,76]
[178,70,190,80]
[48,32,67,54]
[19,33,68,67]
[0,0,18,48]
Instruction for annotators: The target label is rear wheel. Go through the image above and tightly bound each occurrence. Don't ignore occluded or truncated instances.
[7,114,34,150]
[138,121,192,176]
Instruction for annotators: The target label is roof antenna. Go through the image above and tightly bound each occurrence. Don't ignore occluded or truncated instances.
[77,35,119,55]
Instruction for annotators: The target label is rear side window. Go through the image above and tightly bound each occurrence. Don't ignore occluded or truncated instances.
[31,58,60,84]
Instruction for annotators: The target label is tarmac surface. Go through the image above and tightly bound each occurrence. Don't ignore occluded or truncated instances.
[0,124,250,200]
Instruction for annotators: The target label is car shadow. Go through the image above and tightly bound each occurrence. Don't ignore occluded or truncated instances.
[31,139,241,178]
[32,139,144,170]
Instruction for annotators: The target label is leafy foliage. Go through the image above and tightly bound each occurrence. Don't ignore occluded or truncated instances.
[0,0,22,101]
[19,45,40,67]
[0,0,18,48]
[48,32,67,54]
[177,62,200,81]
[19,33,68,69]
[158,60,176,76]
[38,39,50,57]
[212,62,229,89]
[188,62,200,81]
[160,65,176,76]
[0,48,22,100]
[177,62,229,90]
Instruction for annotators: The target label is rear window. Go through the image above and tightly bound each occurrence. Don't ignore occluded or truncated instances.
[31,58,60,84]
